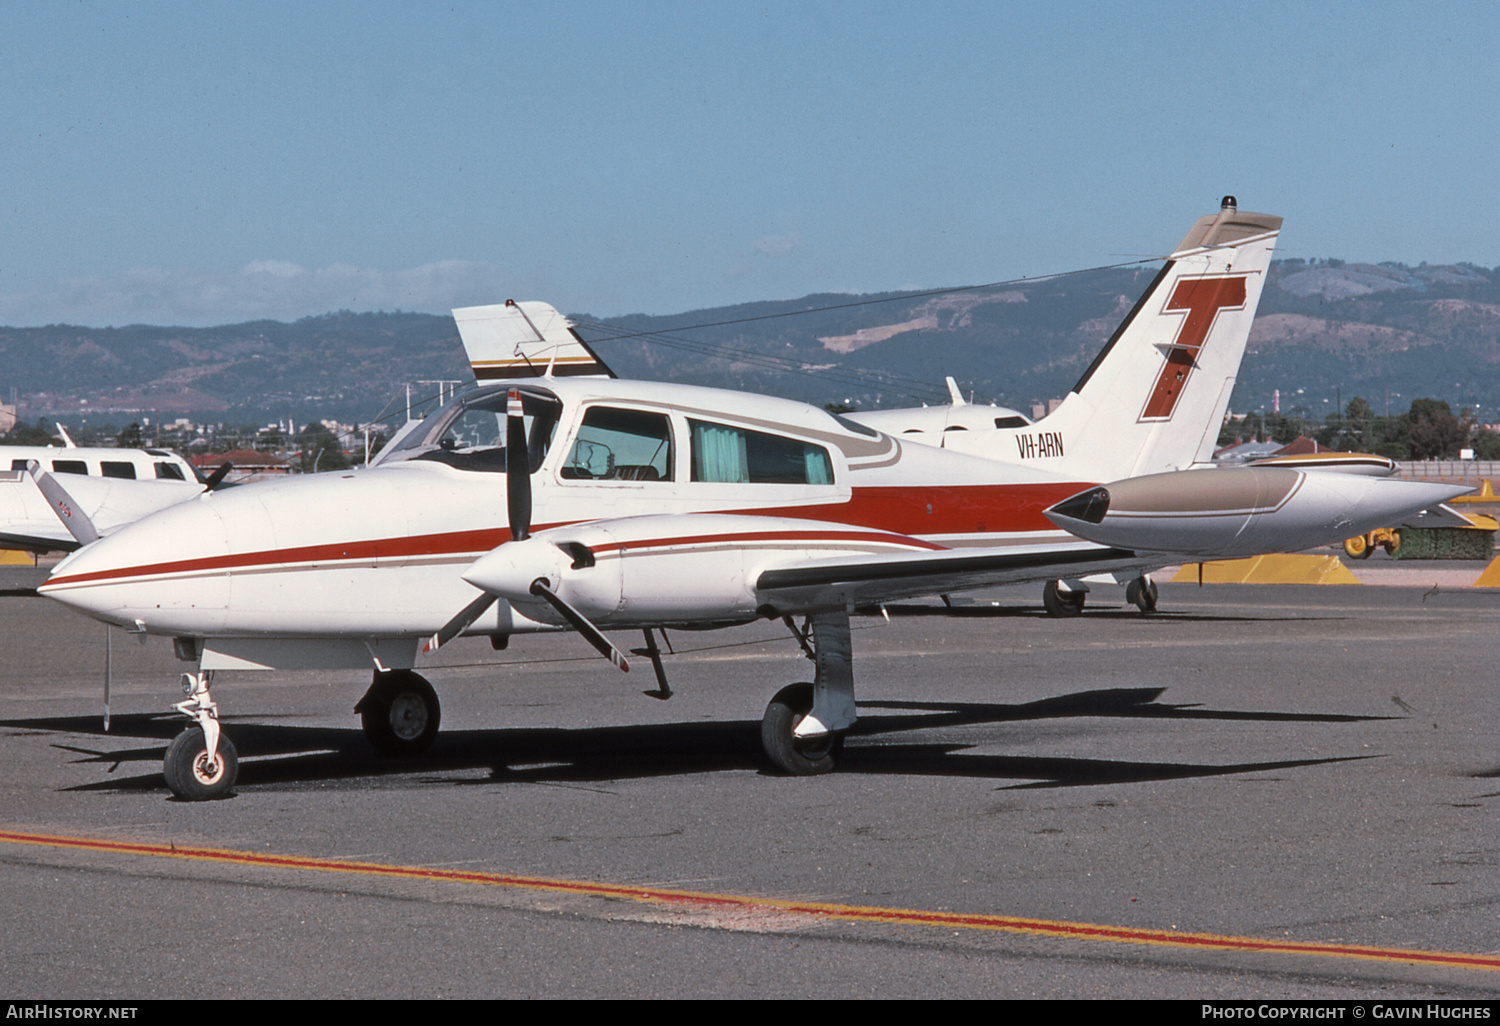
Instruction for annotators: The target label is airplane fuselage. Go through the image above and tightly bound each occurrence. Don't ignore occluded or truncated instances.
[41,377,1102,644]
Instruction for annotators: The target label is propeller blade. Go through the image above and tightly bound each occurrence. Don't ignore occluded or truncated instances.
[203,462,234,490]
[530,578,629,673]
[27,461,99,546]
[425,591,499,653]
[506,388,531,542]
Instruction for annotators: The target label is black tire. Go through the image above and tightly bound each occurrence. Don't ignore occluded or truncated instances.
[357,670,440,757]
[164,726,238,801]
[1125,576,1159,613]
[1042,580,1085,617]
[761,682,843,776]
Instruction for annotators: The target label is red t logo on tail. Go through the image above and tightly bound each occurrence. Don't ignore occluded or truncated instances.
[1139,275,1247,421]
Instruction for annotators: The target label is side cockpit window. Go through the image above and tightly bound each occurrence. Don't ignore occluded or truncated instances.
[689,420,833,484]
[564,407,672,481]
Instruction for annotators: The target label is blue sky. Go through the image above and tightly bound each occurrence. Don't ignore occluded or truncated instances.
[3,1,1498,326]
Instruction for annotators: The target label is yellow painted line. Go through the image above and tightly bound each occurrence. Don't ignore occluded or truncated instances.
[3,828,1496,972]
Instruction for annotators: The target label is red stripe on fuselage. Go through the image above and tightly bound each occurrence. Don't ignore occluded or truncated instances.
[589,529,944,557]
[44,481,1092,588]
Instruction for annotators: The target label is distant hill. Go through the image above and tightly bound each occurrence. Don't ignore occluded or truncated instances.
[3,258,1498,431]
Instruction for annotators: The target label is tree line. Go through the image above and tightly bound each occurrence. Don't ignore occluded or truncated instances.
[1219,397,1499,460]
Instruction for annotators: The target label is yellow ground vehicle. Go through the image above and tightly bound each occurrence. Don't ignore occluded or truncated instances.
[1344,510,1496,560]
[1343,527,1400,559]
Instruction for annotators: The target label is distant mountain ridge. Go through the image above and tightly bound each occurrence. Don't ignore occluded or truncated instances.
[2,258,1497,430]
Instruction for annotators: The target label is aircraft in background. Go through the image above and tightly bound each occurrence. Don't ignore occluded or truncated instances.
[36,234,1468,800]
[1241,451,1398,477]
[0,444,220,553]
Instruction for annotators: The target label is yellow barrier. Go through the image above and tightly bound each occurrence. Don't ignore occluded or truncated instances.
[1474,556,1500,588]
[1171,553,1362,585]
[1451,478,1496,504]
[0,549,36,566]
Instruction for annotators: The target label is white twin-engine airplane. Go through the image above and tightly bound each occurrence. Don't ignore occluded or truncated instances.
[36,201,1467,800]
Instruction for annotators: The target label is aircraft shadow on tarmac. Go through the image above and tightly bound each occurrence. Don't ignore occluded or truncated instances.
[870,602,1350,623]
[2,685,1385,797]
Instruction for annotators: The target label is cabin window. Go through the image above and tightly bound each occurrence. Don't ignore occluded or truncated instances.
[101,461,136,479]
[52,460,87,475]
[688,420,833,485]
[154,462,186,480]
[565,407,672,481]
[994,416,1029,429]
[10,460,27,472]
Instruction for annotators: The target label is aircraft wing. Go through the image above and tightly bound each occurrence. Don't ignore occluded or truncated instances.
[752,538,1143,610]
[459,512,1148,630]
[463,465,1469,631]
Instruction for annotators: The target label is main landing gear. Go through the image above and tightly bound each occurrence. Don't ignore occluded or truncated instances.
[1043,575,1158,616]
[355,669,441,757]
[1125,574,1159,613]
[1042,579,1086,617]
[759,610,856,775]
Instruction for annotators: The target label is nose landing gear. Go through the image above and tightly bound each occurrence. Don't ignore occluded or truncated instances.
[164,671,237,801]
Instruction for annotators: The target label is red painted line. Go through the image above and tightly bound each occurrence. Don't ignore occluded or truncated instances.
[589,529,945,556]
[3,829,1495,972]
[43,481,1088,589]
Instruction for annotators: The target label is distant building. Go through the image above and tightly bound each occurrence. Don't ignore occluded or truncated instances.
[1214,439,1282,463]
[1270,436,1327,457]
[190,449,294,484]
[0,403,14,435]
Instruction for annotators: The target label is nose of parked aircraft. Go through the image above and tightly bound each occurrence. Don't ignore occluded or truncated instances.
[39,492,233,632]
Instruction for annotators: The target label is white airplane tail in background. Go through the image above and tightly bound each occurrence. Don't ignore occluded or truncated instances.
[454,299,615,380]
[942,197,1282,482]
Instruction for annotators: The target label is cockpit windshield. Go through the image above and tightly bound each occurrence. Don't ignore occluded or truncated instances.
[376,386,562,473]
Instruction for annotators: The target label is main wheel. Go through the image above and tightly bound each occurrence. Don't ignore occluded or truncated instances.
[1344,534,1372,559]
[1383,531,1401,557]
[357,670,440,756]
[761,682,843,776]
[1042,580,1085,617]
[1125,576,1159,613]
[164,726,238,801]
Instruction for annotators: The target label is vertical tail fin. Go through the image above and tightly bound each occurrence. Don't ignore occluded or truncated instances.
[454,300,615,380]
[956,198,1280,481]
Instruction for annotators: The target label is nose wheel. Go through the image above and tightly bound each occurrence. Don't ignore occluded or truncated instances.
[357,670,441,756]
[164,726,239,801]
[163,670,237,800]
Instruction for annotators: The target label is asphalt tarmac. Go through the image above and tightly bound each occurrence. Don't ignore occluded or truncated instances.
[1,561,1496,999]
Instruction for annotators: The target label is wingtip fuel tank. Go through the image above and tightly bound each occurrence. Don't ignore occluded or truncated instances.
[1045,467,1472,558]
